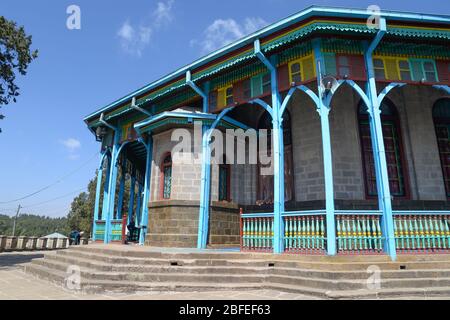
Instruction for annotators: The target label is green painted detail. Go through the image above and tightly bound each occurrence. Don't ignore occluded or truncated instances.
[110,220,123,242]
[323,52,337,76]
[283,215,326,252]
[242,217,273,251]
[336,215,383,253]
[262,22,377,52]
[321,38,364,55]
[388,26,450,40]
[277,41,313,65]
[193,53,255,83]
[375,42,450,59]
[210,62,266,90]
[139,117,241,133]
[394,215,450,252]
[94,221,105,241]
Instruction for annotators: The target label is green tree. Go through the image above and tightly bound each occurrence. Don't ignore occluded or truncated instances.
[67,177,97,236]
[0,16,38,132]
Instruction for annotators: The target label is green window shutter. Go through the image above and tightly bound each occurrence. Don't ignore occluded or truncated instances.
[251,75,262,97]
[323,53,337,76]
[410,59,424,81]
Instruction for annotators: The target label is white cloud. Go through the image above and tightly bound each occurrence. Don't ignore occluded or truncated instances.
[117,21,152,57]
[60,138,81,160]
[192,17,268,54]
[60,138,81,152]
[153,0,175,26]
[117,1,175,57]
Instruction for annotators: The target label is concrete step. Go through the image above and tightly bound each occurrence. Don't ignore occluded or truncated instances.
[37,252,450,281]
[326,286,450,300]
[57,248,450,272]
[30,256,450,292]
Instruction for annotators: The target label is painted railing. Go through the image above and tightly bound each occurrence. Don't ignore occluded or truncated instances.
[240,213,274,252]
[94,219,125,242]
[393,212,450,253]
[335,211,384,255]
[283,211,326,254]
[94,220,105,241]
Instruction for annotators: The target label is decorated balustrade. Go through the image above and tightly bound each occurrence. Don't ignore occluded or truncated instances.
[393,212,450,253]
[283,211,326,254]
[335,211,384,255]
[93,220,105,241]
[240,213,274,252]
[94,217,127,243]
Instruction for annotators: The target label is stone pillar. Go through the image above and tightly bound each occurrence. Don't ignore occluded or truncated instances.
[46,238,57,250]
[6,236,18,251]
[37,238,48,250]
[16,236,29,251]
[26,237,38,250]
[0,235,6,252]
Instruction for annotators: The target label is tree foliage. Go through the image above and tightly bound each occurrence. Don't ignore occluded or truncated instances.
[0,214,70,237]
[0,15,38,132]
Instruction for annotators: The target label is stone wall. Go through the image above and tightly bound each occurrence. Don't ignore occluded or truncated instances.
[145,200,240,247]
[0,236,72,252]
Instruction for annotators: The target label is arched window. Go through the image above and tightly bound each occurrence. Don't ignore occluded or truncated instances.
[160,154,172,200]
[218,155,231,202]
[358,100,409,198]
[257,110,294,204]
[433,98,450,197]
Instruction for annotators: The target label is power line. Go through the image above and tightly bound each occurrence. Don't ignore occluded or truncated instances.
[21,187,88,209]
[0,152,98,204]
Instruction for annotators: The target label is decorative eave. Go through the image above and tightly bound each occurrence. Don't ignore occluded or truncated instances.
[133,108,249,135]
[84,6,450,130]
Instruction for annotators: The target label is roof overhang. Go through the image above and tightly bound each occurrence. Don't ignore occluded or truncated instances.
[84,5,450,126]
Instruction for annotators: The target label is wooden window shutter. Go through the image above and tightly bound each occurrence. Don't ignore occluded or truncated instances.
[323,53,337,77]
[251,76,263,97]
[233,80,244,104]
[410,59,424,81]
[301,56,315,81]
[436,60,450,83]
[217,88,226,109]
[277,64,290,91]
[209,90,218,112]
[384,58,400,80]
[350,55,366,80]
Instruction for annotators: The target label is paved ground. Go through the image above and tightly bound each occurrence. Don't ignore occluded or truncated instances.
[0,251,318,300]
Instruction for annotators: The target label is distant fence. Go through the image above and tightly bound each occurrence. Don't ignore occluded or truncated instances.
[0,235,88,252]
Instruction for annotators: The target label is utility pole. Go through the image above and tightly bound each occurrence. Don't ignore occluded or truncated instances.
[12,204,21,237]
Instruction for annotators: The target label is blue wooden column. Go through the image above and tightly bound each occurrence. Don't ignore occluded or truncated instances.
[136,183,143,225]
[312,38,337,256]
[100,154,111,220]
[363,18,397,260]
[92,152,106,240]
[104,133,121,244]
[186,72,211,249]
[116,165,126,219]
[198,123,212,248]
[127,171,136,224]
[254,39,284,253]
[139,135,153,245]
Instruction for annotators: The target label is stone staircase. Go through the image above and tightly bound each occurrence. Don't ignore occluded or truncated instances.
[23,245,450,299]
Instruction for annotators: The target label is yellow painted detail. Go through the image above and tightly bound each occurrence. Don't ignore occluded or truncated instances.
[288,54,316,83]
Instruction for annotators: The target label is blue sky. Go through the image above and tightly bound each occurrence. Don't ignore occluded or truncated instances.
[0,0,449,218]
